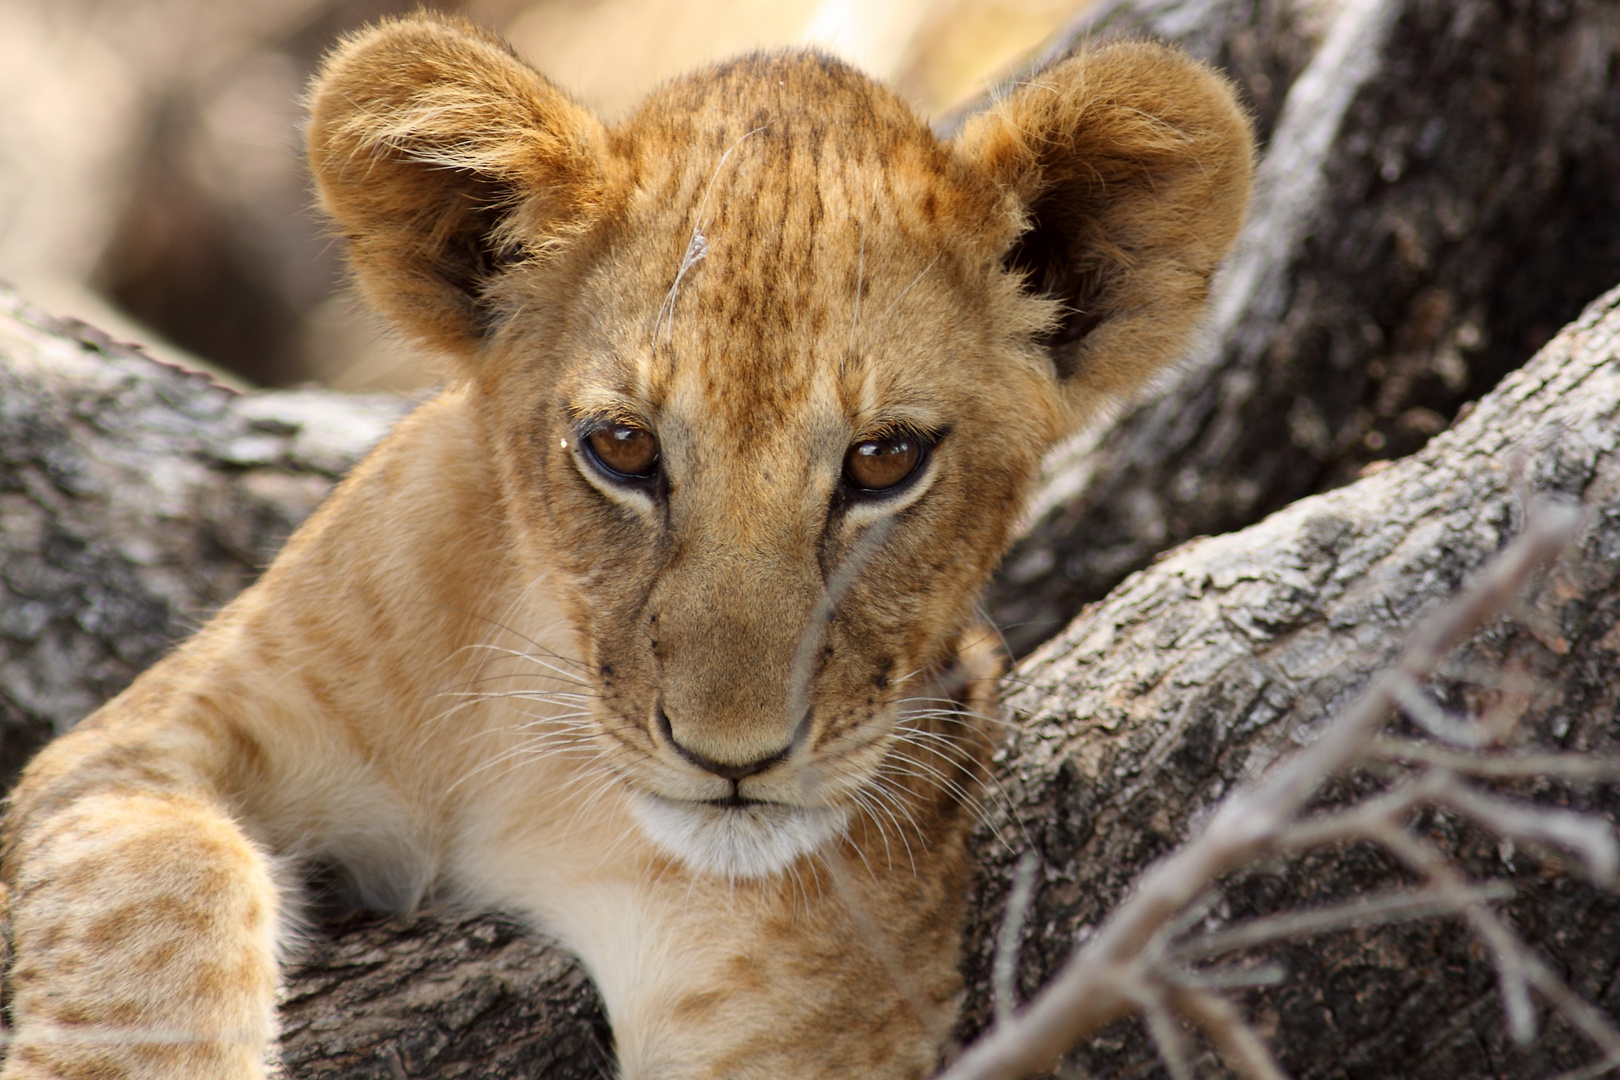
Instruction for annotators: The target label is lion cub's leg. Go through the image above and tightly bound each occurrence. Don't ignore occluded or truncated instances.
[2,727,282,1079]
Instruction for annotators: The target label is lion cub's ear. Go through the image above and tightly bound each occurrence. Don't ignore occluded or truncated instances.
[307,13,610,356]
[955,42,1254,425]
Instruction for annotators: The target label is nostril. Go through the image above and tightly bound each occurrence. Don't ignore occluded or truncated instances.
[654,702,790,781]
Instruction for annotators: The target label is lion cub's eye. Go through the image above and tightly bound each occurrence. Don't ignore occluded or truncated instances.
[843,433,925,492]
[585,424,660,479]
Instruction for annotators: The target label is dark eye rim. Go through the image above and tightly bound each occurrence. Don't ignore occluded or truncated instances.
[840,427,942,498]
[577,421,662,486]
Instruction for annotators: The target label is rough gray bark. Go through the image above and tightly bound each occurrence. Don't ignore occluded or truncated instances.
[272,910,610,1080]
[962,284,1620,1077]
[986,0,1620,654]
[0,288,405,786]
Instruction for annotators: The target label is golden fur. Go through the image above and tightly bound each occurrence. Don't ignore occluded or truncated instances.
[1,14,1251,1078]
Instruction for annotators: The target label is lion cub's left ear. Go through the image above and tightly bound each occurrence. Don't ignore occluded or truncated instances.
[307,13,611,357]
[954,41,1254,425]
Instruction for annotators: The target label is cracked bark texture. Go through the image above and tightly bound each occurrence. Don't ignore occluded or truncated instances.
[271,911,611,1080]
[986,0,1620,654]
[961,284,1620,1077]
[0,289,407,787]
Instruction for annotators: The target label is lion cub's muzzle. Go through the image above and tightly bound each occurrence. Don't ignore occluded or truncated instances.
[631,694,859,881]
[630,702,853,881]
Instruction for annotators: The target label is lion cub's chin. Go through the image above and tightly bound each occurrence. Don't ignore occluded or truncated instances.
[629,792,851,880]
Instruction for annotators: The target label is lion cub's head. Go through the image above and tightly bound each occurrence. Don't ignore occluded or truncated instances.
[308,15,1252,879]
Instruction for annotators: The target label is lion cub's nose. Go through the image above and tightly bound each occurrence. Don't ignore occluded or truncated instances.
[655,704,790,781]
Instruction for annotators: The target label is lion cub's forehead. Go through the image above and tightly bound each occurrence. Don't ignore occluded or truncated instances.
[588,52,1003,438]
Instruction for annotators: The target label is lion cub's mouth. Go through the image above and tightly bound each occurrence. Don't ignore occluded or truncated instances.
[628,790,849,881]
[709,792,767,809]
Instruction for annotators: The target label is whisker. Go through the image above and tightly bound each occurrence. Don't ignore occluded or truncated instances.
[844,791,892,876]
[454,643,590,686]
[858,782,920,874]
[441,671,599,694]
[863,248,944,349]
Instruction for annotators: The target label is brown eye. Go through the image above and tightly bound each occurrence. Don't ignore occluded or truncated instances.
[586,424,660,479]
[843,433,924,492]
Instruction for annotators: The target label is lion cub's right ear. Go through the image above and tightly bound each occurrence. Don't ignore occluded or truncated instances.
[954,42,1254,432]
[307,13,610,357]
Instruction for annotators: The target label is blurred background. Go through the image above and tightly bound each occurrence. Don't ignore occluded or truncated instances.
[0,0,1097,392]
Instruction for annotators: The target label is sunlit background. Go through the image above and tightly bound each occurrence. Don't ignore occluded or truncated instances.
[0,0,1096,391]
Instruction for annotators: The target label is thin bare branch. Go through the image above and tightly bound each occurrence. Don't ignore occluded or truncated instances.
[1520,949,1620,1068]
[1166,882,1515,964]
[1244,503,1581,826]
[1430,662,1544,696]
[1367,738,1620,780]
[822,852,952,1046]
[1270,774,1436,855]
[1168,985,1292,1080]
[1141,992,1197,1080]
[1389,672,1486,747]
[1430,775,1620,885]
[1372,824,1538,1043]
[1287,781,1620,1058]
[1163,963,1287,991]
[787,517,897,747]
[994,851,1041,1024]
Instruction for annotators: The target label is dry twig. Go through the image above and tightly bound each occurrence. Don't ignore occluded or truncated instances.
[993,851,1040,1023]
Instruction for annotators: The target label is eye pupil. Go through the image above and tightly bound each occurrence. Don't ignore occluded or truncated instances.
[587,424,659,478]
[844,435,922,491]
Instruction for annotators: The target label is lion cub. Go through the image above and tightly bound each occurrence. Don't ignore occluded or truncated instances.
[1,14,1250,1079]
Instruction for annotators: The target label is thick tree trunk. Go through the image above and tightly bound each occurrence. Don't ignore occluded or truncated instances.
[962,283,1620,1077]
[985,0,1620,654]
[0,289,405,787]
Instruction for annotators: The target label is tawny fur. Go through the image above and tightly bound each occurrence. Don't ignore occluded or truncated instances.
[1,14,1252,1079]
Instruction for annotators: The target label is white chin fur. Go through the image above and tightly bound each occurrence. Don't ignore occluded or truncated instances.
[629,794,849,880]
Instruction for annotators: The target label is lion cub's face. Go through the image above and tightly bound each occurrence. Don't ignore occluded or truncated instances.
[309,17,1253,877]
[485,59,1052,877]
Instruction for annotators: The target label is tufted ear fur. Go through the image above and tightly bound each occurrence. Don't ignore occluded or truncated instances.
[307,13,611,356]
[955,41,1254,423]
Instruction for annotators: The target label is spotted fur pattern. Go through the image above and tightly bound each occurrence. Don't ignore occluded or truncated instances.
[1,14,1251,1078]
